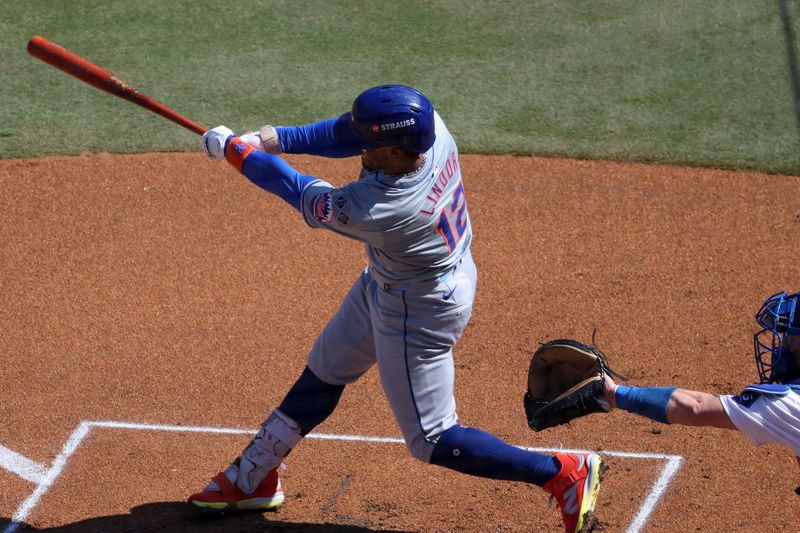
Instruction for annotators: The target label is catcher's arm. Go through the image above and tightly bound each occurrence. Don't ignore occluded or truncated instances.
[603,374,737,429]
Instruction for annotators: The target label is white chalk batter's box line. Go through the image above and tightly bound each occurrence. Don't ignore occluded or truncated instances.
[0,420,684,533]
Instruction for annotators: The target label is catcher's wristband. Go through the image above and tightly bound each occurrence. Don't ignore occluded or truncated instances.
[614,385,676,424]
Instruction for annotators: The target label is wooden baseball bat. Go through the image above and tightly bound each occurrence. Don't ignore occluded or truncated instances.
[27,35,207,135]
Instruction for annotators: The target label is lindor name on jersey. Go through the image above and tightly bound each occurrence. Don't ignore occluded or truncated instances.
[420,150,460,216]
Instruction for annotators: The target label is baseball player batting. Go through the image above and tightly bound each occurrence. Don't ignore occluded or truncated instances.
[188,85,603,532]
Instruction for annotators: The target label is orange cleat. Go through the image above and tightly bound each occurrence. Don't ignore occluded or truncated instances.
[188,467,284,515]
[543,452,603,533]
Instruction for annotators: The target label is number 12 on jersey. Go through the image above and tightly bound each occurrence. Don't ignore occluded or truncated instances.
[436,181,468,252]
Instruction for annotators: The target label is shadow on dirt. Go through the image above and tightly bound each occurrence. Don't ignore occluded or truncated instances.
[0,502,414,532]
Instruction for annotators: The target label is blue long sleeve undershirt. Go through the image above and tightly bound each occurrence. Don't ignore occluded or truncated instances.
[276,113,365,158]
[239,149,318,212]
[225,112,364,211]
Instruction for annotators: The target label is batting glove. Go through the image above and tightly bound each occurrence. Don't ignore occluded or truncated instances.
[202,125,235,159]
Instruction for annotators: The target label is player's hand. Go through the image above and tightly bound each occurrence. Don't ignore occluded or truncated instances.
[202,125,235,159]
[240,125,281,154]
[603,374,618,409]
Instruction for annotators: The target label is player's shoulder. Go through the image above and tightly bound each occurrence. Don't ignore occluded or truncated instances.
[740,383,793,396]
[729,383,793,409]
[433,111,451,140]
[331,180,412,228]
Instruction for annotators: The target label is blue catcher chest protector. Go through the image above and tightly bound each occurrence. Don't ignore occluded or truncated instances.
[753,291,800,383]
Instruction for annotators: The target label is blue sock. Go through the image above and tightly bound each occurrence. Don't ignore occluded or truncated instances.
[615,385,676,424]
[278,366,345,436]
[429,425,559,486]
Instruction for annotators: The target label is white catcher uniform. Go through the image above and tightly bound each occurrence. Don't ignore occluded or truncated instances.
[720,384,800,456]
[300,111,475,460]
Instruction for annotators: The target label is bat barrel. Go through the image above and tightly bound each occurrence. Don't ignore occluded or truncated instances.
[27,36,207,135]
[27,36,125,97]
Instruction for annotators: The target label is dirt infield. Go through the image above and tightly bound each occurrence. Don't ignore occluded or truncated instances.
[1,152,798,532]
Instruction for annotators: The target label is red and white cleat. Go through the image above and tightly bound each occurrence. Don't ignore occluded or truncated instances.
[188,467,284,515]
[544,452,603,533]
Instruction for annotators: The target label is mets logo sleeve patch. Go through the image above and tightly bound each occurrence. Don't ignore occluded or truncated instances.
[311,192,333,223]
[300,180,372,242]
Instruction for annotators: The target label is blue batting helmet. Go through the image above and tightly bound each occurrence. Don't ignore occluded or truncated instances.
[753,291,800,383]
[350,84,435,154]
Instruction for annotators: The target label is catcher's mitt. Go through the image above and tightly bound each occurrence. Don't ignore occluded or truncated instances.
[524,334,625,432]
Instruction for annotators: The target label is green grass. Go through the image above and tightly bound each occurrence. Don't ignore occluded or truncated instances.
[1,0,799,174]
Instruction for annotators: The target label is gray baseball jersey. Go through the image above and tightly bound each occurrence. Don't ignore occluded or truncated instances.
[300,112,472,286]
[300,111,477,461]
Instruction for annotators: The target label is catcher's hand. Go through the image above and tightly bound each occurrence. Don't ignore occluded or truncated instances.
[524,334,625,432]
